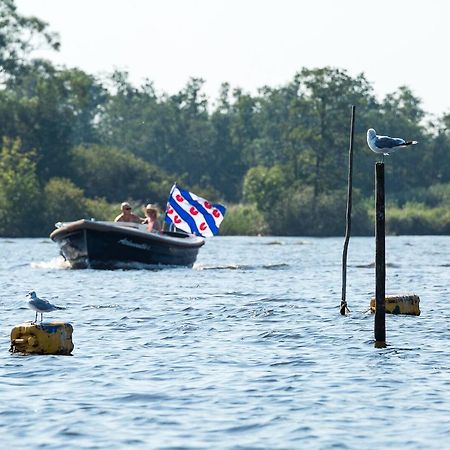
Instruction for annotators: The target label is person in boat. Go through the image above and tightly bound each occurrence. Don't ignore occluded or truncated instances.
[114,202,142,223]
[142,203,162,232]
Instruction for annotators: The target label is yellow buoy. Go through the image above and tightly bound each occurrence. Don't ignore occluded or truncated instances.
[10,321,74,355]
[370,294,420,316]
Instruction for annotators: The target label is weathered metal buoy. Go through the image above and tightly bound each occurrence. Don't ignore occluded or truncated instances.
[10,321,74,355]
[370,294,420,316]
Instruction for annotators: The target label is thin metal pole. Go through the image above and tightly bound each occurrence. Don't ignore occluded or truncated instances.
[375,162,386,347]
[340,105,356,315]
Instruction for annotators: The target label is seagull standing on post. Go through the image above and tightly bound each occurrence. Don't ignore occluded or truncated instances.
[26,291,65,323]
[367,128,418,161]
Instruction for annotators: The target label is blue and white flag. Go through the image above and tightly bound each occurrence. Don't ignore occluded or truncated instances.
[165,185,226,237]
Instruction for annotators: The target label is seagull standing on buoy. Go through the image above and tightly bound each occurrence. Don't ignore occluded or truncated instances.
[26,291,65,323]
[367,128,418,161]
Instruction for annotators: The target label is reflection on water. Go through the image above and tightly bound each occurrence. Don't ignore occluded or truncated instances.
[1,235,450,449]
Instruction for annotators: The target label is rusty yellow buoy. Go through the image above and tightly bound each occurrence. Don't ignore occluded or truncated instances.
[10,321,74,355]
[370,294,420,316]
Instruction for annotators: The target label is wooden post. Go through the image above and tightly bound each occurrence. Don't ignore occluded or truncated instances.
[374,162,386,347]
[340,105,356,315]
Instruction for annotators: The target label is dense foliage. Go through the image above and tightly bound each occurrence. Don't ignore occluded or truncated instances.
[1,1,449,237]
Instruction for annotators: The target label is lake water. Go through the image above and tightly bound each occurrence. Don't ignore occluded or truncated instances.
[1,235,450,449]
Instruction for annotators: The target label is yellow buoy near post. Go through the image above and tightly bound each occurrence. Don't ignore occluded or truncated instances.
[10,321,74,355]
[370,294,420,316]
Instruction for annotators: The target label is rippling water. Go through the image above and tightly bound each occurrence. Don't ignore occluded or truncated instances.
[1,236,450,449]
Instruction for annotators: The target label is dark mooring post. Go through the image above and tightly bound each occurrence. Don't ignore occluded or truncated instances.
[375,162,386,347]
[340,105,356,315]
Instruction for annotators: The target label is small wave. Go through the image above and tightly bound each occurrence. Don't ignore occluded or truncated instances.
[270,358,317,367]
[263,263,289,270]
[222,423,265,433]
[58,428,84,437]
[195,263,289,271]
[223,291,254,297]
[31,257,71,270]
[194,263,246,270]
[353,262,400,269]
[251,240,310,246]
[82,304,121,310]
[8,263,29,269]
[251,308,274,318]
[113,393,171,403]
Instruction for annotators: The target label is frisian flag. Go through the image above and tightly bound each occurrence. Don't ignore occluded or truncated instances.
[165,185,226,237]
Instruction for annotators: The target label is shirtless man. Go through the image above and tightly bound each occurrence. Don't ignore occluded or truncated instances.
[114,202,142,223]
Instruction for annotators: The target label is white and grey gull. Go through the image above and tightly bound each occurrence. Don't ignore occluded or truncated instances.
[367,128,418,159]
[26,291,65,323]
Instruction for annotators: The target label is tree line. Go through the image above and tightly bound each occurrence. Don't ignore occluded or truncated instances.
[1,0,450,237]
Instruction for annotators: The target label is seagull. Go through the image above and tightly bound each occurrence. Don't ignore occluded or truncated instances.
[367,128,418,160]
[26,291,65,323]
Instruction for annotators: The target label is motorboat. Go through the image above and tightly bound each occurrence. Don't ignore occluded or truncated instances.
[50,219,205,269]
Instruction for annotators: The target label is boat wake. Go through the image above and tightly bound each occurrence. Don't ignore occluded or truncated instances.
[31,257,71,270]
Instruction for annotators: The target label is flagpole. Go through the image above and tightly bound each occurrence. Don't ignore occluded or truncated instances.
[167,182,177,232]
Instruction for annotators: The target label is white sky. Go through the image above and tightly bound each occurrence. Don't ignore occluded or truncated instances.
[15,0,450,116]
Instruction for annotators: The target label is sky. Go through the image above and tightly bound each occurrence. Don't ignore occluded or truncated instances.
[14,0,450,116]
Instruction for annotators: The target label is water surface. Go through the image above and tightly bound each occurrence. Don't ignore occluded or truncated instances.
[1,236,449,449]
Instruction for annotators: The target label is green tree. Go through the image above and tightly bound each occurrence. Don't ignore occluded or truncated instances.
[97,74,216,192]
[70,144,172,205]
[378,86,428,198]
[42,179,121,235]
[0,137,41,236]
[243,165,288,214]
[42,177,89,232]
[208,83,246,201]
[416,113,450,190]
[252,81,300,170]
[289,67,376,197]
[229,88,259,169]
[219,203,268,236]
[0,62,106,181]
[0,0,59,78]
[96,71,161,159]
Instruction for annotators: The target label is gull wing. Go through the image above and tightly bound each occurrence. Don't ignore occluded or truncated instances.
[33,298,55,310]
[376,136,405,148]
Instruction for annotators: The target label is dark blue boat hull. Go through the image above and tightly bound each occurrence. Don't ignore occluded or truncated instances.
[50,220,204,269]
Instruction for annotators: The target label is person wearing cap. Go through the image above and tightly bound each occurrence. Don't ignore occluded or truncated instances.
[114,202,142,223]
[142,204,162,232]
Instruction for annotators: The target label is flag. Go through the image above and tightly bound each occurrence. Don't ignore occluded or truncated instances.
[165,185,226,237]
